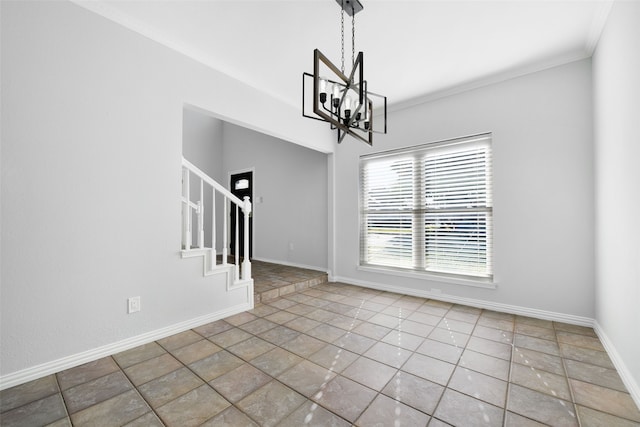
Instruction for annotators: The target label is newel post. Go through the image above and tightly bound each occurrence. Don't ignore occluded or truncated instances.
[241,196,252,280]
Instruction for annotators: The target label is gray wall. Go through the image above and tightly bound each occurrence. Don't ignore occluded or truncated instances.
[223,123,328,270]
[0,0,323,379]
[333,59,595,319]
[593,0,640,402]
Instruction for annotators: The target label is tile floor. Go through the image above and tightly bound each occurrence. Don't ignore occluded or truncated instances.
[2,279,640,426]
[251,261,328,304]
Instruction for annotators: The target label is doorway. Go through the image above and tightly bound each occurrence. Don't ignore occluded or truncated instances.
[230,170,253,260]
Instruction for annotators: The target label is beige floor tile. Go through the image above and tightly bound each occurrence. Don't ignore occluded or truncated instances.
[577,404,640,427]
[504,411,548,426]
[308,344,359,373]
[342,356,397,391]
[477,316,516,332]
[515,323,557,340]
[438,317,475,334]
[516,316,554,329]
[416,338,464,364]
[473,324,514,343]
[307,323,347,343]
[227,336,276,361]
[70,389,151,426]
[123,412,165,427]
[556,331,605,351]
[208,327,252,347]
[278,360,336,398]
[553,322,597,337]
[333,331,377,354]
[284,315,321,331]
[513,346,565,375]
[448,366,508,407]
[0,375,59,413]
[363,341,412,368]
[63,371,133,414]
[0,393,67,427]
[507,384,578,426]
[381,371,444,415]
[250,347,304,377]
[237,380,306,427]
[381,330,425,351]
[225,311,258,326]
[282,333,334,357]
[570,378,640,422]
[258,325,300,346]
[559,342,615,369]
[201,406,259,426]
[210,363,271,403]
[156,384,229,427]
[428,327,471,347]
[192,319,234,337]
[56,357,120,391]
[466,336,512,360]
[400,319,435,337]
[434,389,504,427]
[564,359,627,392]
[124,353,182,386]
[157,330,202,351]
[353,321,392,340]
[238,318,278,335]
[514,334,560,356]
[188,350,244,381]
[459,349,510,381]
[279,399,351,427]
[356,393,430,426]
[137,367,203,408]
[170,339,221,365]
[313,375,377,423]
[113,342,166,369]
[510,363,572,401]
[402,353,455,386]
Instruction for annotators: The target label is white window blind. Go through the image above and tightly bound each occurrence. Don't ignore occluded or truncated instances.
[360,134,493,280]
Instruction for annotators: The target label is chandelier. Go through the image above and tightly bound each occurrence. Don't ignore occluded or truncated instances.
[302,0,387,146]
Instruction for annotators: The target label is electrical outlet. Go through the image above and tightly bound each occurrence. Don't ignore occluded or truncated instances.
[128,296,141,314]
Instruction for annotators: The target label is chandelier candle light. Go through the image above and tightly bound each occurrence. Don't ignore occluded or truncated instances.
[302,0,387,145]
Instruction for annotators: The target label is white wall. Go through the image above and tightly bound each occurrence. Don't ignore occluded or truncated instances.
[333,59,595,320]
[222,123,328,270]
[593,0,640,403]
[0,0,326,383]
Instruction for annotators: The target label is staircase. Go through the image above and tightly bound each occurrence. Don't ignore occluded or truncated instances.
[181,157,253,297]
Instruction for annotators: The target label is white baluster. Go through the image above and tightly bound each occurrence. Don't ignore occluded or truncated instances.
[211,187,216,265]
[235,204,239,281]
[222,200,228,264]
[182,168,191,250]
[242,196,252,280]
[198,179,204,249]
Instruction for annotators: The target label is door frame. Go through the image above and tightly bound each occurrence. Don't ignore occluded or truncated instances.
[228,167,255,259]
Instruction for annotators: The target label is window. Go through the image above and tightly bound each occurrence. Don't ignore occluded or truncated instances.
[360,133,492,280]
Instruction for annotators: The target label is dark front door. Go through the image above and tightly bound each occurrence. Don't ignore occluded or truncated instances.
[230,171,253,260]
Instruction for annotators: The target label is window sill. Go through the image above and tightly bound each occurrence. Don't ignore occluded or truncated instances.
[357,265,497,290]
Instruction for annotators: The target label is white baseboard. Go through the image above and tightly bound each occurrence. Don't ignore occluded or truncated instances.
[332,275,594,327]
[251,257,328,274]
[0,302,251,391]
[593,321,640,409]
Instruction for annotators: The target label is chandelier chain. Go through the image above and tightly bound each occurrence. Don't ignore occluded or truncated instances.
[340,2,345,74]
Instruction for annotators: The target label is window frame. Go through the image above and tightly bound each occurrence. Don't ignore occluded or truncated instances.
[359,133,493,285]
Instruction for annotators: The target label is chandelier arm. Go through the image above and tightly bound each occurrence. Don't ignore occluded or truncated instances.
[352,10,356,67]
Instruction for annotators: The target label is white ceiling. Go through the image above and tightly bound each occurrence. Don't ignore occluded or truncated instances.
[76,0,613,109]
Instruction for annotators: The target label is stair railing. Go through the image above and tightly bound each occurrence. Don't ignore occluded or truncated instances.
[181,157,252,282]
